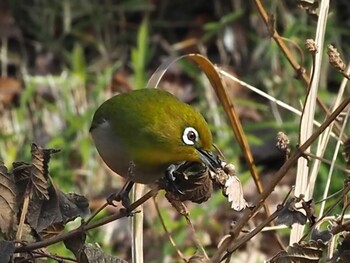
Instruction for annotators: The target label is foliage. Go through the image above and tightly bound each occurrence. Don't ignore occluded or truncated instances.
[0,0,350,262]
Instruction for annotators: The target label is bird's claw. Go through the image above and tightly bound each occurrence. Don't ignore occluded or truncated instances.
[106,192,119,206]
[106,181,134,208]
[120,208,141,217]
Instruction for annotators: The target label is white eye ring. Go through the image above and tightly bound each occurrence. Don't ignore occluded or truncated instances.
[182,127,199,145]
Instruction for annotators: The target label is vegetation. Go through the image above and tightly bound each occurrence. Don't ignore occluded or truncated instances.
[0,0,349,262]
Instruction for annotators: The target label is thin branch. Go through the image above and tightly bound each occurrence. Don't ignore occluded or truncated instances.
[211,95,350,262]
[14,188,159,253]
[253,0,345,141]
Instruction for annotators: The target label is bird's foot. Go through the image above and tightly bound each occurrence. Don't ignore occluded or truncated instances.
[106,181,134,208]
[106,192,119,206]
[120,208,141,217]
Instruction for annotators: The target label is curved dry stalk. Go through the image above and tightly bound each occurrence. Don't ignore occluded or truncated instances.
[147,54,268,215]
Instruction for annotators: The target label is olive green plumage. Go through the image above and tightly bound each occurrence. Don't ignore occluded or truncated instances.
[90,88,213,184]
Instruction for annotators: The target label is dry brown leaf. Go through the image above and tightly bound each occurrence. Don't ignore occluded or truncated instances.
[269,240,326,263]
[65,233,128,263]
[0,162,18,237]
[31,143,60,200]
[82,244,128,263]
[275,197,307,227]
[188,252,210,263]
[12,144,88,234]
[40,223,65,239]
[26,183,89,234]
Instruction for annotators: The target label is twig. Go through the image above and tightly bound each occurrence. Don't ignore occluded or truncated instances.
[152,197,187,262]
[221,188,294,261]
[318,64,350,217]
[211,95,350,262]
[184,215,209,260]
[14,188,159,253]
[222,209,280,261]
[84,202,108,225]
[299,181,350,242]
[304,152,350,175]
[16,183,31,241]
[85,181,136,226]
[253,0,345,141]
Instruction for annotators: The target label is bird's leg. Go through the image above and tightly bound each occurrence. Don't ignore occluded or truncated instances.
[108,161,136,208]
[165,164,184,195]
[107,180,134,208]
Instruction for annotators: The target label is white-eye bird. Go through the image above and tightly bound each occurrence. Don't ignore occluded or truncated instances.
[90,89,219,186]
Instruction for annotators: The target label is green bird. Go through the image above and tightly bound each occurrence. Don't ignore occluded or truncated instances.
[90,88,220,187]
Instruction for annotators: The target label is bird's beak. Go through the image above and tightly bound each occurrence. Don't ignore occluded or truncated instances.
[196,148,221,172]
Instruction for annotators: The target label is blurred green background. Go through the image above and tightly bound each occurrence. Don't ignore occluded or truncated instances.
[0,0,349,262]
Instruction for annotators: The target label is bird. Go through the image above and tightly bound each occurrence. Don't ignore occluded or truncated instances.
[90,88,220,188]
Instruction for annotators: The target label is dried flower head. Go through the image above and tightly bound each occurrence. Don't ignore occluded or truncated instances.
[276,131,290,152]
[305,39,318,54]
[328,44,346,72]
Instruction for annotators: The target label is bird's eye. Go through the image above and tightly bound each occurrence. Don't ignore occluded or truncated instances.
[182,127,199,145]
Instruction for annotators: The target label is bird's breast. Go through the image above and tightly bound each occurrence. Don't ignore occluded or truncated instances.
[91,120,167,184]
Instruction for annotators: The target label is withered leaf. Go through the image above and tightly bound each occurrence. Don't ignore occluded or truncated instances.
[27,183,89,234]
[188,252,210,263]
[269,240,326,263]
[225,175,247,211]
[12,145,88,235]
[30,143,60,200]
[65,234,128,263]
[40,223,65,239]
[174,163,213,203]
[59,191,90,223]
[12,161,31,202]
[0,162,18,236]
[297,0,320,20]
[0,240,15,263]
[275,198,307,227]
[64,232,87,260]
[301,199,316,226]
[12,143,60,203]
[311,228,332,245]
[82,244,128,263]
[214,162,247,211]
[159,162,213,204]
